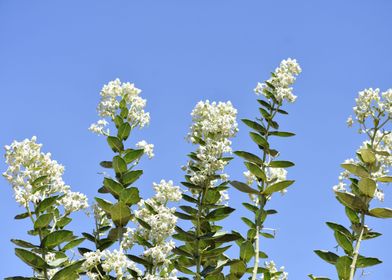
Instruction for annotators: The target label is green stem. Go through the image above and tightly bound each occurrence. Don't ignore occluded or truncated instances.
[349,213,365,280]
[195,187,206,280]
[251,102,280,280]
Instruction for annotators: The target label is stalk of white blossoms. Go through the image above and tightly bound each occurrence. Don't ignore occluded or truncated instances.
[230,58,300,280]
[174,100,239,280]
[313,88,392,280]
[124,180,182,279]
[81,79,157,279]
[3,136,88,279]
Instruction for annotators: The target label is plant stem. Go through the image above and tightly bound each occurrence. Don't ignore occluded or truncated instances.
[251,102,279,280]
[349,213,365,280]
[195,187,206,280]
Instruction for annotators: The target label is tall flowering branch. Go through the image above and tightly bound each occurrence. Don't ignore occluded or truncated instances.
[230,58,301,280]
[3,136,88,279]
[311,88,392,280]
[81,79,154,279]
[173,100,239,279]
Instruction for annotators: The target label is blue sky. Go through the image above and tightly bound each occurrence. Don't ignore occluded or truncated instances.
[1,0,392,278]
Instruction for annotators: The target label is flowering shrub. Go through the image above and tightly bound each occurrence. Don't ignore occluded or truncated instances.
[3,59,391,280]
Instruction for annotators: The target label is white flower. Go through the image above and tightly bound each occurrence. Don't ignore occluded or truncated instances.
[101,249,141,278]
[83,250,102,270]
[261,260,289,280]
[143,240,176,264]
[244,170,256,186]
[89,119,109,136]
[136,140,155,159]
[90,79,150,135]
[255,58,301,103]
[60,190,89,213]
[3,137,87,210]
[153,180,182,204]
[374,189,385,202]
[347,116,354,127]
[352,88,381,123]
[186,100,238,187]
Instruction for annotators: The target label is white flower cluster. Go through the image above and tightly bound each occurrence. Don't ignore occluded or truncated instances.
[254,58,301,103]
[90,79,150,136]
[89,119,109,136]
[83,249,142,279]
[244,167,287,190]
[132,180,182,277]
[261,260,288,280]
[3,137,88,212]
[136,140,155,159]
[350,87,392,125]
[186,100,238,186]
[333,134,392,202]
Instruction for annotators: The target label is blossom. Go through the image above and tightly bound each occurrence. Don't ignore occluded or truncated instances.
[90,79,150,135]
[89,119,109,136]
[101,249,141,278]
[352,88,381,123]
[136,140,155,159]
[60,190,89,213]
[186,100,238,186]
[3,137,87,211]
[261,260,289,280]
[152,180,182,204]
[254,58,301,103]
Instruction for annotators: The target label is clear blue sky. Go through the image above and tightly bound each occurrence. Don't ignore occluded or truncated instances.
[1,1,392,279]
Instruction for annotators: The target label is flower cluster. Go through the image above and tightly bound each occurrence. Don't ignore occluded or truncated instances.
[90,79,150,136]
[261,261,289,280]
[254,58,301,103]
[244,167,288,192]
[186,100,238,186]
[350,87,392,125]
[3,136,88,212]
[83,249,141,279]
[130,180,182,278]
[136,140,155,159]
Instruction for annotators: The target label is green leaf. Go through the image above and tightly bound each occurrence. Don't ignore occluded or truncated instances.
[107,136,124,152]
[345,207,360,223]
[113,156,127,174]
[341,163,369,178]
[14,212,30,220]
[269,161,294,168]
[11,239,37,249]
[103,178,123,196]
[120,187,140,205]
[110,202,131,227]
[234,151,263,165]
[308,274,331,280]
[314,250,339,265]
[15,248,48,269]
[118,122,131,141]
[326,222,352,238]
[230,260,247,278]
[359,149,376,164]
[123,149,144,164]
[263,180,294,195]
[100,161,112,168]
[335,192,367,211]
[51,260,84,280]
[356,256,382,268]
[202,245,231,257]
[334,231,353,254]
[241,119,266,134]
[36,196,58,213]
[94,197,113,213]
[122,170,143,185]
[34,213,53,229]
[249,132,269,148]
[269,131,295,137]
[206,207,235,222]
[240,240,254,262]
[32,175,48,187]
[358,178,376,197]
[377,176,392,182]
[230,181,260,195]
[335,256,352,280]
[42,230,74,249]
[368,207,392,218]
[63,238,85,251]
[244,162,266,181]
